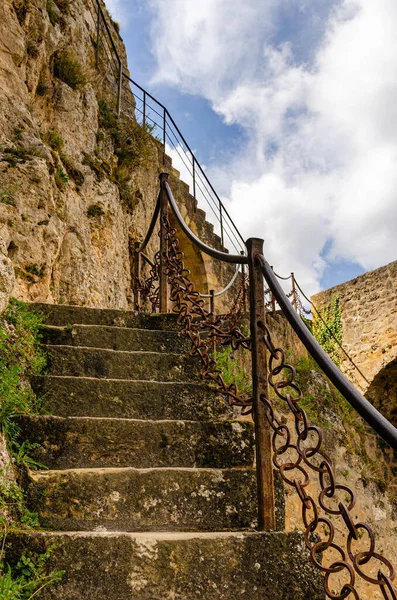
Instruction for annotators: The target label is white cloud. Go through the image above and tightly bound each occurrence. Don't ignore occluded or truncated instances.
[147,0,397,295]
[105,0,128,25]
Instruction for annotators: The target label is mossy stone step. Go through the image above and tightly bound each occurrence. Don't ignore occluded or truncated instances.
[31,303,180,329]
[32,376,232,421]
[7,531,324,600]
[28,467,260,532]
[46,345,200,381]
[17,415,255,469]
[41,324,190,353]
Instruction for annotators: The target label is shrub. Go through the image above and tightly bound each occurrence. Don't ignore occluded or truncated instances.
[0,298,47,447]
[36,77,47,97]
[26,41,39,58]
[54,52,86,90]
[87,204,104,218]
[55,166,69,189]
[43,129,63,151]
[0,187,17,207]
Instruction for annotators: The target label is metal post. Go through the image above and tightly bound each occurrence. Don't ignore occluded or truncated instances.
[95,3,101,68]
[133,242,141,311]
[241,250,247,312]
[163,108,166,165]
[220,203,224,248]
[246,237,276,532]
[117,61,123,116]
[291,272,297,312]
[192,155,196,210]
[143,91,146,127]
[209,290,215,314]
[159,173,169,313]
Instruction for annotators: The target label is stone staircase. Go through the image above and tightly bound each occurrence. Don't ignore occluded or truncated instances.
[11,303,323,599]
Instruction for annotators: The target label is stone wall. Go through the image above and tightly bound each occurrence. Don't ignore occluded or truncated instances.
[311,260,397,403]
[0,0,236,314]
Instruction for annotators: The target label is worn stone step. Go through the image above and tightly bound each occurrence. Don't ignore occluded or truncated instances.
[32,376,232,421]
[40,325,190,353]
[28,467,265,532]
[46,345,200,381]
[17,416,255,470]
[31,303,180,329]
[6,530,324,600]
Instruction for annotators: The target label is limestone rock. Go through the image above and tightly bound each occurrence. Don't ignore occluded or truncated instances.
[0,251,15,313]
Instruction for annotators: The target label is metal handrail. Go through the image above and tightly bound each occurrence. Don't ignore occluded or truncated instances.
[165,182,247,265]
[259,254,397,451]
[91,0,245,254]
[137,192,161,253]
[200,264,240,298]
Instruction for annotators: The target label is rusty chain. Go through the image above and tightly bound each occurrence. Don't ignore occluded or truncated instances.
[257,314,396,600]
[163,215,253,413]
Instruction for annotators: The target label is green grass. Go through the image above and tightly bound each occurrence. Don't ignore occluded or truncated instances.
[215,345,252,398]
[42,130,63,152]
[0,533,64,600]
[54,52,86,90]
[0,298,47,449]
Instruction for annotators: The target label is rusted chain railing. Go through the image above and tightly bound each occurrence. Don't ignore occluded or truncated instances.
[133,173,397,600]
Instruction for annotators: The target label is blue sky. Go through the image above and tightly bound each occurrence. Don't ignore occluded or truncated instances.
[106,0,397,296]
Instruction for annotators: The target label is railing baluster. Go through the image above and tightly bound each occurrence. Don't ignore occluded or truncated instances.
[163,108,166,165]
[291,272,297,312]
[143,91,146,127]
[192,155,196,211]
[159,173,169,312]
[220,202,224,248]
[247,237,276,532]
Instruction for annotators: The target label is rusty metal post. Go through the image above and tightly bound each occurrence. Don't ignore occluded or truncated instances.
[291,272,297,312]
[133,242,141,311]
[209,290,215,314]
[246,237,276,531]
[159,173,169,313]
[241,250,247,312]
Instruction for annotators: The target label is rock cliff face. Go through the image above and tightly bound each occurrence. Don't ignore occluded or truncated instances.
[0,0,232,312]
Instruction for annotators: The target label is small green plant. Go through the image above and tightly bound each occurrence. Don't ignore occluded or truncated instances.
[59,153,85,188]
[215,345,252,398]
[25,265,44,278]
[42,130,63,151]
[55,167,69,190]
[36,77,47,97]
[13,128,24,141]
[111,18,121,35]
[312,296,342,367]
[87,204,105,218]
[46,0,58,25]
[54,52,86,90]
[0,187,17,207]
[0,298,47,449]
[26,41,39,58]
[21,215,28,223]
[0,528,64,599]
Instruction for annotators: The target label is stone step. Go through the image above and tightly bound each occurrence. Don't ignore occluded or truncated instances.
[31,303,180,329]
[32,376,232,421]
[6,530,324,600]
[41,324,190,353]
[46,345,200,381]
[17,415,255,470]
[28,467,263,532]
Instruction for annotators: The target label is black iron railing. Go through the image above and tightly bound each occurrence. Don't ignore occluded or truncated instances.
[133,173,397,599]
[90,0,245,255]
[90,3,397,597]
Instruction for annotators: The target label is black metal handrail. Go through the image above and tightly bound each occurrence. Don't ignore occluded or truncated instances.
[165,182,247,265]
[259,255,397,451]
[91,0,245,255]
